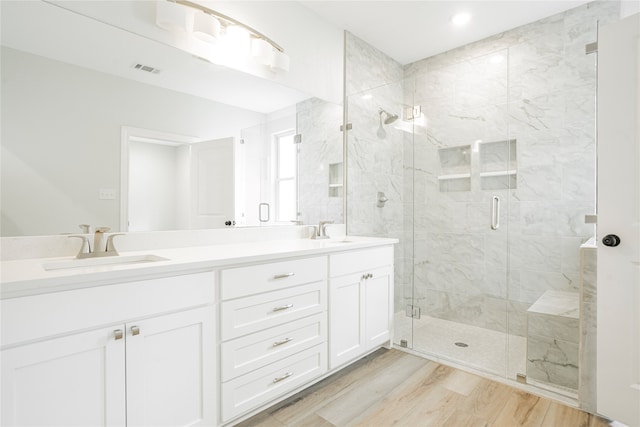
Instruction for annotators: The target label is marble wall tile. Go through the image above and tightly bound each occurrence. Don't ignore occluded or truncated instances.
[529,312,580,343]
[520,270,579,301]
[509,236,562,272]
[527,334,579,389]
[420,289,509,333]
[581,247,597,303]
[296,97,344,226]
[345,33,403,97]
[579,301,597,412]
[508,300,530,337]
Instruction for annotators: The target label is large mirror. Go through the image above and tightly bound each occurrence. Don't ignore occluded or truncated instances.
[0,0,344,237]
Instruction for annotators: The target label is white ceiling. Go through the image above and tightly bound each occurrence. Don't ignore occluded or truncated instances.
[302,1,591,65]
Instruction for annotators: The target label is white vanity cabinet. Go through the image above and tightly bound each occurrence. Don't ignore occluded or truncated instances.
[1,272,216,427]
[329,246,394,369]
[219,256,328,422]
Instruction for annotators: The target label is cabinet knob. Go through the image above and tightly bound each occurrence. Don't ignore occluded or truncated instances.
[131,326,140,336]
[114,329,123,340]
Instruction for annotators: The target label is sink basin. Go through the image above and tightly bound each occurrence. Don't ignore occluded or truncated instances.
[326,239,353,244]
[43,254,169,271]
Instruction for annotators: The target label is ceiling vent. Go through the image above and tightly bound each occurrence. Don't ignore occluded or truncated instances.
[132,63,161,74]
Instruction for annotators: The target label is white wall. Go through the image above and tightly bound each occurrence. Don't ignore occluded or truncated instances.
[1,47,265,236]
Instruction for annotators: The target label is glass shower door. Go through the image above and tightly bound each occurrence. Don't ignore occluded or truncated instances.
[408,50,513,377]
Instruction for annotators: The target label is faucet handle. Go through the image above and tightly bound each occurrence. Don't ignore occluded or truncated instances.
[105,233,124,255]
[68,235,91,258]
[78,224,91,233]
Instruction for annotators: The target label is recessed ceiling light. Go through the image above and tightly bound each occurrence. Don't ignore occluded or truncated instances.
[361,94,373,100]
[489,54,504,64]
[451,13,471,27]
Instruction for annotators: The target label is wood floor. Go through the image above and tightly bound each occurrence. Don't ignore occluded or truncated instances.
[237,348,612,427]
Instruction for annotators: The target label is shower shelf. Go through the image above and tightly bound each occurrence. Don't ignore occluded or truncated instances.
[479,170,517,177]
[437,173,471,181]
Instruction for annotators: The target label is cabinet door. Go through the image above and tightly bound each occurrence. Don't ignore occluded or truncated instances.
[1,326,126,426]
[364,266,392,350]
[329,273,365,369]
[126,306,215,427]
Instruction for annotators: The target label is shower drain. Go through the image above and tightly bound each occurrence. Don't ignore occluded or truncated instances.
[454,342,469,348]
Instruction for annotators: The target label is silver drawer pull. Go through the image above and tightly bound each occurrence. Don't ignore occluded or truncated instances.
[114,329,123,340]
[272,304,293,312]
[273,272,295,280]
[272,372,293,383]
[131,326,140,336]
[273,337,293,347]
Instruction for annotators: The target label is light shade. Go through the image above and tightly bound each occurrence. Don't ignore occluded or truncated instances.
[251,38,273,66]
[225,25,250,53]
[155,1,194,33]
[270,50,290,73]
[193,12,221,44]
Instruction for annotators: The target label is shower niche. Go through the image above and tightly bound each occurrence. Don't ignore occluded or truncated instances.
[479,139,517,190]
[437,139,517,192]
[437,145,471,192]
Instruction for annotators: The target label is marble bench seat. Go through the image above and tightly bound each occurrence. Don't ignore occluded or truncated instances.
[526,290,580,392]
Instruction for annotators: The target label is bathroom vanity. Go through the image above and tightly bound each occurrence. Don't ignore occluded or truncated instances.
[0,234,395,426]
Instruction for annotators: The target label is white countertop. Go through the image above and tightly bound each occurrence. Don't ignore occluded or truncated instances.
[1,236,397,299]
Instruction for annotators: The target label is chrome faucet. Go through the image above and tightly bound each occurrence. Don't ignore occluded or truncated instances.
[69,226,123,258]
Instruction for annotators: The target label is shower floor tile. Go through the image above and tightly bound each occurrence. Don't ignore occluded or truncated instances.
[394,313,527,380]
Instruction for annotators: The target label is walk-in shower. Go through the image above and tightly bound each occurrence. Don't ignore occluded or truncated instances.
[345,0,614,405]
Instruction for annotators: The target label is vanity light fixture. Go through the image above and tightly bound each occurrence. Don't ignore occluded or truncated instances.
[451,12,471,27]
[156,0,193,32]
[155,0,289,72]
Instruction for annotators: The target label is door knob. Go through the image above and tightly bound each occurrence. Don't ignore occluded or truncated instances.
[602,234,621,247]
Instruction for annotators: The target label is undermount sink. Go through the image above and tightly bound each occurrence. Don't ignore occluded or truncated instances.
[43,254,169,271]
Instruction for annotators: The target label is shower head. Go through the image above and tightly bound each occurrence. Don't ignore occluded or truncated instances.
[379,108,398,125]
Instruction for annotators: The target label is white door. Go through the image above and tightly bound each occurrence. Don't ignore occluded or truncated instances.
[1,326,126,426]
[597,13,640,427]
[189,137,235,229]
[126,307,216,427]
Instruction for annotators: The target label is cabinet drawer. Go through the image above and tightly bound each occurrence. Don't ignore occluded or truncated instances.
[221,313,326,381]
[330,245,393,277]
[221,256,327,300]
[221,344,327,422]
[220,282,325,341]
[1,272,215,348]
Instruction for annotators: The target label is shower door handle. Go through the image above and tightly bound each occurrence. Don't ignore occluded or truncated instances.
[491,196,500,230]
